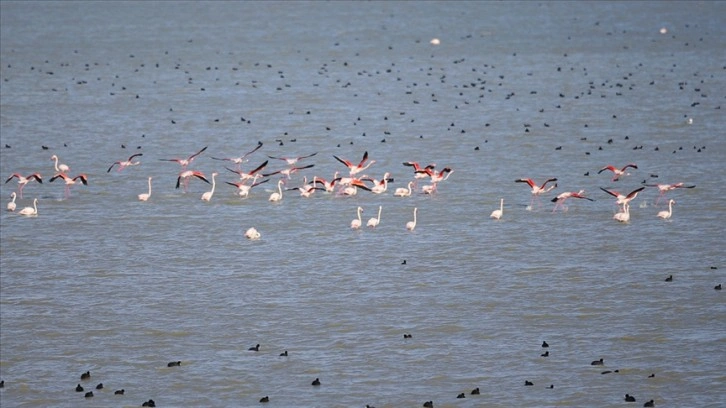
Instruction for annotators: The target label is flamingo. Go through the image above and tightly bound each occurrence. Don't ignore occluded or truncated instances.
[201,172,218,201]
[598,163,637,181]
[107,153,143,172]
[7,192,17,211]
[51,154,70,173]
[351,206,363,229]
[288,177,321,198]
[18,198,38,216]
[600,186,645,211]
[657,199,675,219]
[267,152,317,165]
[363,172,392,194]
[269,179,284,202]
[367,205,382,228]
[314,175,342,193]
[551,190,594,212]
[138,177,152,201]
[428,167,454,183]
[245,227,261,240]
[516,178,558,209]
[406,207,418,231]
[49,173,88,198]
[403,161,436,179]
[490,198,504,220]
[211,142,263,170]
[394,181,414,197]
[5,173,43,199]
[263,163,315,179]
[160,146,208,170]
[226,174,269,198]
[175,170,209,192]
[613,203,630,223]
[421,183,437,194]
[340,178,371,196]
[334,151,376,176]
[644,182,695,205]
[226,160,268,181]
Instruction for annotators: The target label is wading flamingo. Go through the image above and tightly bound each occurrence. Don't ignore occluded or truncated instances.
[160,146,208,170]
[394,181,414,197]
[5,173,42,198]
[406,207,418,231]
[107,153,143,172]
[551,190,594,212]
[138,177,152,201]
[613,203,630,223]
[516,178,558,209]
[201,172,218,201]
[7,192,17,211]
[49,173,88,198]
[351,206,363,229]
[18,198,38,216]
[490,198,504,220]
[598,163,637,181]
[657,199,675,219]
[269,179,284,202]
[51,155,70,173]
[600,186,645,211]
[176,170,209,192]
[367,205,382,228]
[334,151,376,176]
[211,142,263,170]
[245,227,261,240]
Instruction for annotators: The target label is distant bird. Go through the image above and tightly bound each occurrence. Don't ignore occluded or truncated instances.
[525,380,534,386]
[5,172,43,198]
[551,190,594,212]
[542,341,549,348]
[245,227,261,240]
[248,344,260,351]
[50,154,70,173]
[75,384,84,392]
[598,163,637,181]
[367,205,382,228]
[643,399,654,407]
[211,142,263,170]
[201,172,218,202]
[351,206,363,229]
[471,387,480,395]
[516,178,557,209]
[402,161,436,179]
[114,389,125,395]
[259,396,269,403]
[167,361,181,367]
[665,275,673,282]
[7,192,17,211]
[490,198,504,219]
[227,174,270,198]
[84,391,93,398]
[406,207,418,231]
[624,394,636,402]
[49,173,88,198]
[591,358,604,366]
[107,153,143,172]
[80,371,90,380]
[601,186,645,210]
[334,151,376,175]
[159,146,207,170]
[267,151,317,165]
[657,199,675,219]
[175,170,209,192]
[263,163,315,179]
[95,383,103,390]
[138,177,152,201]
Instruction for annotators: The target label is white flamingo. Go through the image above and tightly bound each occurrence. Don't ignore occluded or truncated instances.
[51,154,70,173]
[269,179,284,202]
[201,172,218,202]
[613,204,630,223]
[18,198,38,216]
[351,206,363,229]
[657,199,675,220]
[367,205,382,228]
[394,181,414,197]
[406,207,418,231]
[7,192,17,211]
[245,227,261,240]
[490,198,503,220]
[138,177,152,201]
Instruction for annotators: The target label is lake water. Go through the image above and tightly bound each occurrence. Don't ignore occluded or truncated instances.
[1,1,725,407]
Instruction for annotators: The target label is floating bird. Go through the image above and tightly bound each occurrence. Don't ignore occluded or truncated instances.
[49,173,88,198]
[614,205,631,223]
[248,344,260,351]
[367,205,382,228]
[75,384,84,392]
[245,227,261,240]
[211,142,263,170]
[114,389,124,395]
[159,146,207,170]
[624,394,636,402]
[7,192,17,211]
[50,154,70,173]
[656,199,675,219]
[167,361,181,367]
[643,400,654,407]
[394,181,414,197]
[551,190,594,212]
[269,179,285,202]
[5,172,42,199]
[311,378,321,386]
[600,186,645,210]
[591,358,604,366]
[351,206,363,229]
[175,170,209,192]
[490,198,504,219]
[334,151,376,175]
[107,153,143,172]
[80,371,90,380]
[598,163,637,181]
[201,172,218,202]
[138,177,152,201]
[406,207,418,231]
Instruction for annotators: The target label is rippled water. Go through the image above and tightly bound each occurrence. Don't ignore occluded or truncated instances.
[1,1,725,407]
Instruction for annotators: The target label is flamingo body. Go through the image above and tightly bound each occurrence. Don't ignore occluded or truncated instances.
[245,227,261,240]
[367,205,382,228]
[406,207,418,231]
[138,177,152,201]
[18,198,38,216]
[490,198,504,220]
[7,192,17,211]
[351,206,363,229]
[657,199,675,219]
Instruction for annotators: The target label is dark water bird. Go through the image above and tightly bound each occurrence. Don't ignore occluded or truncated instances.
[95,383,103,389]
[260,396,269,402]
[75,384,84,392]
[423,401,433,408]
[280,350,288,356]
[591,358,604,366]
[249,344,260,351]
[142,399,156,407]
[542,341,549,348]
[665,275,673,282]
[80,371,90,380]
[643,399,654,407]
[541,351,549,357]
[402,260,407,265]
[648,373,655,378]
[625,394,636,402]
[525,380,534,386]
[114,389,124,395]
[167,361,181,367]
[456,392,465,398]
[84,391,93,398]
[312,378,321,386]
[715,284,722,290]
[471,387,480,394]
[404,333,413,339]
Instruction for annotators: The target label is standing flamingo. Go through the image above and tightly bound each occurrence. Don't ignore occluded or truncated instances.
[269,179,285,202]
[334,151,376,176]
[598,163,637,181]
[201,172,218,202]
[551,190,594,212]
[49,173,88,198]
[107,153,143,172]
[600,186,645,211]
[490,198,504,220]
[7,192,17,212]
[160,146,208,170]
[18,198,38,216]
[211,142,263,170]
[245,227,261,240]
[138,177,152,201]
[367,205,382,228]
[516,178,558,209]
[51,154,70,173]
[394,181,414,197]
[657,199,675,219]
[5,173,43,198]
[351,206,363,229]
[613,203,630,223]
[406,207,418,231]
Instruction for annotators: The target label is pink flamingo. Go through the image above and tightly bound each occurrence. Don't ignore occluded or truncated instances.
[160,146,207,170]
[314,174,342,193]
[598,163,637,181]
[334,151,376,176]
[394,181,414,197]
[516,178,558,209]
[201,172,218,202]
[551,190,594,212]
[403,161,436,179]
[406,207,418,231]
[367,205,382,228]
[600,186,645,211]
[351,206,363,229]
[211,142,263,170]
[226,174,269,198]
[613,203,631,223]
[107,153,143,172]
[226,160,268,181]
[49,173,88,198]
[5,173,43,198]
[657,199,675,220]
[50,155,70,174]
[175,170,209,192]
[267,152,317,165]
[7,192,17,212]
[263,164,315,179]
[644,182,695,205]
[362,172,392,194]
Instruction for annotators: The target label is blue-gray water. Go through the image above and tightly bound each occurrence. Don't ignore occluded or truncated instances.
[1,1,725,407]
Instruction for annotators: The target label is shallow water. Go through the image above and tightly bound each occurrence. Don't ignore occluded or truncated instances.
[1,1,725,407]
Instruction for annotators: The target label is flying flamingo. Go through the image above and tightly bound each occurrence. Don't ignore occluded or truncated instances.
[175,170,209,192]
[334,151,376,176]
[160,146,208,170]
[516,178,558,209]
[394,181,414,197]
[7,192,17,212]
[367,205,382,228]
[551,190,594,212]
[403,161,436,179]
[314,175,342,193]
[49,173,88,198]
[490,198,504,220]
[600,186,645,211]
[643,182,695,205]
[211,142,263,170]
[598,163,637,181]
[138,177,152,201]
[107,153,143,172]
[406,207,418,231]
[362,172,392,194]
[267,152,317,165]
[288,177,322,198]
[263,163,315,179]
[226,160,268,181]
[201,172,218,202]
[351,206,363,229]
[657,199,675,220]
[613,203,630,223]
[428,167,454,184]
[340,178,371,196]
[18,198,38,216]
[269,179,285,202]
[245,227,261,240]
[5,173,42,199]
[226,174,269,198]
[50,155,70,174]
